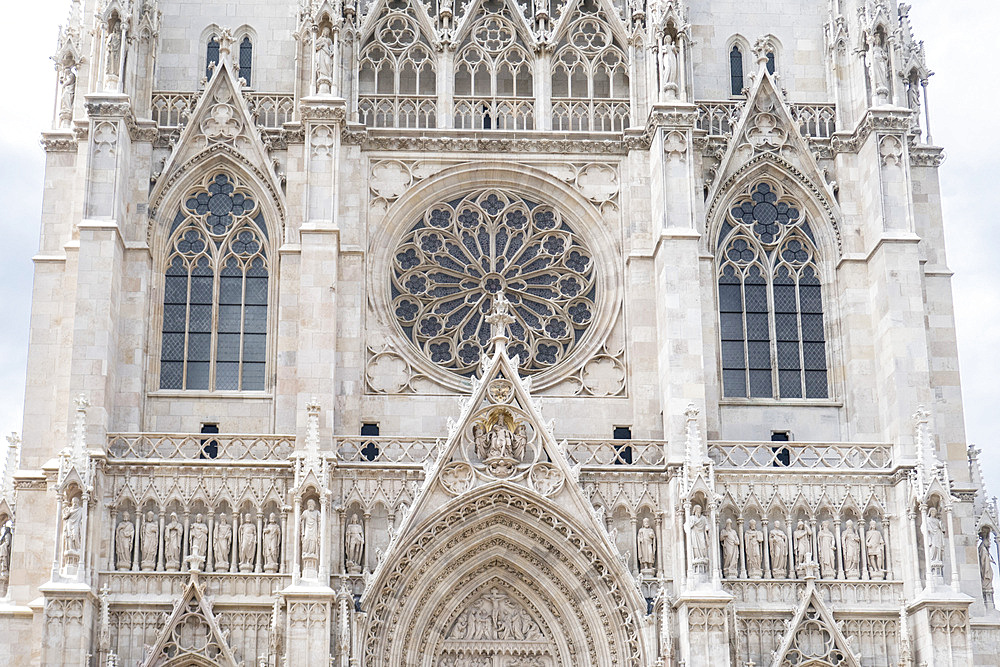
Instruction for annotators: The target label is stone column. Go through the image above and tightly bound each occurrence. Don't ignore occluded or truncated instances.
[255,511,265,573]
[181,511,190,569]
[131,511,141,572]
[708,501,722,587]
[834,518,844,579]
[859,520,870,581]
[737,517,747,579]
[156,512,165,571]
[945,505,959,592]
[292,497,302,582]
[108,506,118,571]
[786,514,795,579]
[762,518,772,579]
[206,513,215,572]
[280,508,289,575]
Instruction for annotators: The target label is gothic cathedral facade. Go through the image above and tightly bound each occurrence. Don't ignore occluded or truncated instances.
[0,0,997,665]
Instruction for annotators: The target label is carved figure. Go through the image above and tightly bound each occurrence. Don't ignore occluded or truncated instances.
[473,423,488,460]
[345,513,365,573]
[116,512,134,570]
[487,420,515,460]
[794,520,812,575]
[239,513,257,572]
[163,513,183,571]
[842,520,861,578]
[63,497,84,558]
[866,519,885,579]
[637,517,656,574]
[744,519,764,578]
[660,34,679,93]
[106,30,122,77]
[512,424,528,461]
[686,504,709,568]
[301,499,321,559]
[315,27,335,95]
[58,68,76,126]
[979,529,995,595]
[770,520,788,578]
[262,513,280,572]
[0,527,12,577]
[925,507,945,566]
[450,589,541,641]
[721,518,740,578]
[870,41,889,97]
[188,514,208,566]
[140,511,159,570]
[817,520,836,578]
[214,514,232,571]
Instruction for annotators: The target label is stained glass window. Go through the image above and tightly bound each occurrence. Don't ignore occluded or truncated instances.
[238,36,253,85]
[730,45,744,96]
[717,182,828,399]
[206,36,220,79]
[159,172,269,391]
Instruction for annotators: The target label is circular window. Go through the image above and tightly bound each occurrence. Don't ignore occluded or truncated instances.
[390,190,597,378]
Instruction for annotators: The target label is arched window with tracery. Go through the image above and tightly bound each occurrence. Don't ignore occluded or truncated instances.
[453,1,534,130]
[206,35,220,79]
[717,182,828,399]
[358,1,437,128]
[159,172,270,392]
[730,45,744,95]
[551,1,629,131]
[238,36,253,85]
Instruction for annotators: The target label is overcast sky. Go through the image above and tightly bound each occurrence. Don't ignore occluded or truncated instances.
[0,1,995,490]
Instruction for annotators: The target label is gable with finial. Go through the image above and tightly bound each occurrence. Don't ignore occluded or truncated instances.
[773,575,861,667]
[141,574,239,667]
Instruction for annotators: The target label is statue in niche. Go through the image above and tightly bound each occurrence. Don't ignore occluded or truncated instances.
[487,420,515,460]
[188,514,208,570]
[473,424,488,460]
[907,79,920,113]
[262,513,280,572]
[721,519,740,578]
[979,528,995,600]
[770,519,788,578]
[62,497,84,562]
[637,517,656,574]
[58,67,76,127]
[481,413,523,477]
[870,39,889,98]
[301,499,321,578]
[685,504,709,571]
[660,34,679,95]
[817,520,837,578]
[925,507,945,566]
[163,513,183,571]
[140,511,159,571]
[842,520,861,578]
[512,424,527,460]
[744,519,764,578]
[794,520,812,576]
[0,526,12,577]
[239,513,257,572]
[315,26,335,95]
[866,519,885,579]
[115,512,134,570]
[345,513,365,574]
[106,29,122,77]
[214,514,232,571]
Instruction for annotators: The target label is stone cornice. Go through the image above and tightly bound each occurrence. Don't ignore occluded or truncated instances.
[39,131,78,152]
[345,130,631,154]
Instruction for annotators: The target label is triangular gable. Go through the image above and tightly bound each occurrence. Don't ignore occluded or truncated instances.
[142,574,239,667]
[452,0,538,50]
[357,0,438,46]
[773,577,861,667]
[550,0,631,48]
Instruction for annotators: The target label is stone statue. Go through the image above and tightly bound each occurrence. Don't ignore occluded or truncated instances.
[0,527,12,577]
[315,27,335,95]
[188,514,208,569]
[661,34,679,93]
[866,519,885,579]
[512,424,527,461]
[301,499,321,559]
[106,30,122,77]
[637,517,656,574]
[473,424,488,460]
[794,520,812,575]
[925,507,945,566]
[63,497,84,559]
[817,520,836,578]
[979,529,995,596]
[262,513,280,572]
[239,513,257,572]
[487,420,515,460]
[214,514,232,571]
[345,513,365,573]
[140,511,159,570]
[116,512,134,570]
[58,68,76,127]
[842,520,861,578]
[770,520,788,578]
[907,79,920,112]
[685,504,709,570]
[721,518,740,578]
[163,513,183,571]
[744,519,764,578]
[870,41,889,98]
[450,589,541,642]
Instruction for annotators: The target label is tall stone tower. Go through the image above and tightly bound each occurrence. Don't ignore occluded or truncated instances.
[0,0,997,664]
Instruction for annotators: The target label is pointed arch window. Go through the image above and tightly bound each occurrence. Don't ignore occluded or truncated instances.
[206,35,220,79]
[717,182,828,399]
[730,45,744,96]
[238,36,253,85]
[159,173,270,392]
[765,50,776,75]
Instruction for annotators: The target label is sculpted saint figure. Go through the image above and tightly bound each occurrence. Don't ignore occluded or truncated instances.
[794,520,812,574]
[188,514,208,564]
[770,520,788,578]
[141,511,159,570]
[0,527,10,577]
[115,512,134,570]
[721,519,740,578]
[817,521,837,578]
[637,517,656,573]
[239,513,257,572]
[63,497,84,557]
[842,520,861,578]
[744,519,764,578]
[262,514,280,572]
[345,513,365,573]
[925,507,945,566]
[59,68,76,125]
[164,513,183,571]
[660,34,678,92]
[487,421,515,460]
[473,423,488,460]
[686,504,709,567]
[315,27,335,95]
[870,41,889,96]
[106,30,122,77]
[214,514,232,571]
[301,499,321,559]
[980,529,996,594]
[512,424,527,461]
[866,519,885,579]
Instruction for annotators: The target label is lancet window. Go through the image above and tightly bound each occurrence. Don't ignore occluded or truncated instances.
[358,3,437,128]
[551,2,630,131]
[159,172,270,392]
[730,45,744,95]
[717,182,828,399]
[238,36,253,85]
[453,3,534,130]
[206,35,220,79]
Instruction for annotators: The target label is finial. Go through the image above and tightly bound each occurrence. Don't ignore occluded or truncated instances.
[485,293,515,352]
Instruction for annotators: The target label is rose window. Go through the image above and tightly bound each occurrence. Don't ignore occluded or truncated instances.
[391,190,597,377]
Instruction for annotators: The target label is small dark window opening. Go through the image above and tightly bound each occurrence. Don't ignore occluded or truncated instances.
[730,46,744,96]
[613,426,633,465]
[361,423,380,461]
[238,37,253,85]
[200,423,219,459]
[771,430,790,466]
[766,51,776,75]
[482,103,493,130]
[206,36,220,79]
[361,423,380,436]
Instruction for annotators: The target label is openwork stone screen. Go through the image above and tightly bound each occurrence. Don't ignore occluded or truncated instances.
[391,190,596,378]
